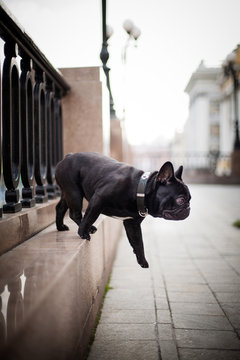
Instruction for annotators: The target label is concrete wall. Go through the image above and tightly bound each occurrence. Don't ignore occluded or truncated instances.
[110,118,124,161]
[59,67,110,156]
[0,215,122,360]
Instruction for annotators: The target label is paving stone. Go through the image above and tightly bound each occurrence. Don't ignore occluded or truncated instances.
[215,292,240,303]
[94,323,156,341]
[219,303,240,328]
[188,248,220,259]
[103,293,155,310]
[228,314,240,329]
[179,348,240,360]
[165,283,212,293]
[221,302,240,315]
[110,269,153,289]
[159,340,178,360]
[205,274,240,284]
[158,324,174,341]
[155,297,169,310]
[152,285,167,298]
[110,277,152,289]
[175,329,240,349]
[111,267,152,283]
[220,249,240,256]
[88,340,159,360]
[163,274,206,284]
[170,302,224,315]
[194,259,232,273]
[210,283,240,292]
[225,256,240,273]
[100,309,155,324]
[167,291,217,303]
[106,288,154,300]
[162,268,200,276]
[157,309,172,323]
[172,313,232,330]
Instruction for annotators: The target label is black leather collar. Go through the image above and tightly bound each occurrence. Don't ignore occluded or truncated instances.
[136,172,151,217]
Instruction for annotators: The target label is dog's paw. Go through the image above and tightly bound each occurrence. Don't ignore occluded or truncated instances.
[140,260,149,268]
[78,228,91,241]
[137,256,149,268]
[82,234,91,241]
[89,225,97,234]
[133,251,149,268]
[80,233,91,241]
[57,224,69,231]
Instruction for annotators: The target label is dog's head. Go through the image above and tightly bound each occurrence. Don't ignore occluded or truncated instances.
[149,162,191,221]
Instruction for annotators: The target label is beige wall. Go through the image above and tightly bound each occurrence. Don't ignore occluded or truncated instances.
[0,215,122,360]
[59,67,110,156]
[110,118,124,162]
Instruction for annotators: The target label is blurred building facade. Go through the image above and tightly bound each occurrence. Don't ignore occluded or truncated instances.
[183,61,223,173]
[171,45,240,180]
[185,61,221,159]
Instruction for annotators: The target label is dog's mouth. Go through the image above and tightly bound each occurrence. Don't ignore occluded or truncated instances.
[163,206,190,221]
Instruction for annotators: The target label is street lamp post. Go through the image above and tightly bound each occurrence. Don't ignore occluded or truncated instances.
[100,0,115,117]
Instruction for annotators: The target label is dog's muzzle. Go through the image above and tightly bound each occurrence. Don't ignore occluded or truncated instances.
[163,206,190,221]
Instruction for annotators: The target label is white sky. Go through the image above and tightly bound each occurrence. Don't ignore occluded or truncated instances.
[3,0,240,145]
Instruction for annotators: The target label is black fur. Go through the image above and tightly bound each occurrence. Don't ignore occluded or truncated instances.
[55,152,191,268]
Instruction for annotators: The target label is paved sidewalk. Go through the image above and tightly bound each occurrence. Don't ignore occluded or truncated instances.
[88,185,240,360]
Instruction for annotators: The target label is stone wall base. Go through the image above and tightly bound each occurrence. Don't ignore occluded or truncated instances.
[0,215,122,360]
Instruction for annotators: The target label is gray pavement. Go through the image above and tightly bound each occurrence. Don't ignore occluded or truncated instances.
[88,185,240,360]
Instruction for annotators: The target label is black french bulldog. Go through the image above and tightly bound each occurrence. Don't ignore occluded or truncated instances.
[55,152,191,268]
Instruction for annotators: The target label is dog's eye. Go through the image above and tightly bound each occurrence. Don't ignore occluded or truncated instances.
[176,197,185,206]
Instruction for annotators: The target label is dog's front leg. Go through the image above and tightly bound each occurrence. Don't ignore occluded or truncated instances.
[78,195,102,240]
[123,219,149,268]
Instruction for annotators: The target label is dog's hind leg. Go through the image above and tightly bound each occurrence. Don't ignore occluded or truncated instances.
[56,196,69,231]
[69,207,82,226]
[123,219,149,268]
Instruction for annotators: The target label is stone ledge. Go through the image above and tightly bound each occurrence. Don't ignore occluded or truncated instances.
[0,199,59,255]
[0,215,122,360]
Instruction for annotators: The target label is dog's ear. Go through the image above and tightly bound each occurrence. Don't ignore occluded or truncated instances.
[175,165,183,180]
[157,162,174,183]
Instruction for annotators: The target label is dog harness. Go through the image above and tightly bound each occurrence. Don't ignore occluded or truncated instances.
[136,172,151,217]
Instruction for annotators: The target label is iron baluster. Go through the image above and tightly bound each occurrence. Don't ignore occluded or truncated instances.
[46,78,57,199]
[2,40,22,213]
[54,90,63,164]
[20,52,36,207]
[33,65,48,203]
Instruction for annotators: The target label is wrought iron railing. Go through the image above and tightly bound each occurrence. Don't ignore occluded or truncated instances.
[0,4,70,217]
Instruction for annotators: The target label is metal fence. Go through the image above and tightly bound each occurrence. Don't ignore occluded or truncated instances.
[0,4,70,216]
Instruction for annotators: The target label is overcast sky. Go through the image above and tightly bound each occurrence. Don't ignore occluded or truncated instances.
[3,0,240,145]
